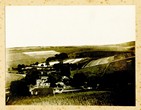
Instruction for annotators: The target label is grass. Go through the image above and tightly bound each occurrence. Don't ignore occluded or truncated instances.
[7,89,135,106]
[6,73,25,88]
[7,91,114,105]
[6,51,47,68]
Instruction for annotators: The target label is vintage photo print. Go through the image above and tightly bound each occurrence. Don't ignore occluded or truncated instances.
[5,6,136,106]
[0,0,141,108]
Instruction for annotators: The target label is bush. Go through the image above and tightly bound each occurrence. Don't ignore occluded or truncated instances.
[72,71,100,87]
[10,79,30,96]
[72,72,88,87]
[87,75,100,87]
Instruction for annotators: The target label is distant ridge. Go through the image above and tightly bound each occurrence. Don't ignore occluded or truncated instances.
[103,41,135,47]
[7,41,135,50]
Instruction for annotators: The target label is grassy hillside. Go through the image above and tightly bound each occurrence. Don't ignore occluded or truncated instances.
[7,91,114,105]
[71,55,135,77]
[7,90,135,106]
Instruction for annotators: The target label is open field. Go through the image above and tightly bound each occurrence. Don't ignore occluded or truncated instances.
[7,90,135,106]
[6,50,59,68]
[7,91,112,105]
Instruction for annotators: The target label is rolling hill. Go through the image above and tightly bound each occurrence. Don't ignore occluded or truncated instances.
[6,41,135,69]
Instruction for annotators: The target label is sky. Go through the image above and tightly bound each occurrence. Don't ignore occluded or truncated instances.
[6,6,135,48]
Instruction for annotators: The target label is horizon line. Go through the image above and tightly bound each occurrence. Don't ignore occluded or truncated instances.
[6,40,135,49]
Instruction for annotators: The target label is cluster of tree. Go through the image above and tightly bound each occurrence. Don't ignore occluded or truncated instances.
[53,63,70,77]
[17,64,25,73]
[47,72,62,87]
[10,67,71,96]
[13,53,68,74]
[24,68,40,85]
[10,79,30,96]
[71,72,100,88]
[10,68,40,96]
[46,53,68,65]
[9,66,135,97]
[71,67,135,90]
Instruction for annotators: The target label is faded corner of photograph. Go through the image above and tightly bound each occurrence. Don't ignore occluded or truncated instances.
[5,6,135,106]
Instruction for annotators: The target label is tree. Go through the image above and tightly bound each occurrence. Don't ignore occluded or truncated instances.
[10,79,30,96]
[45,57,52,66]
[25,68,40,85]
[55,53,68,64]
[72,72,88,87]
[45,57,56,66]
[87,74,100,88]
[53,63,71,77]
[34,62,39,65]
[17,64,22,72]
[17,64,25,74]
[48,72,61,87]
[60,63,70,77]
[45,59,49,66]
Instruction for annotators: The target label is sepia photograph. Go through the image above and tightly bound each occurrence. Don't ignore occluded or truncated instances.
[5,6,136,106]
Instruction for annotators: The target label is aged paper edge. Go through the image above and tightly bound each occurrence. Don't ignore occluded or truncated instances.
[0,0,141,110]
